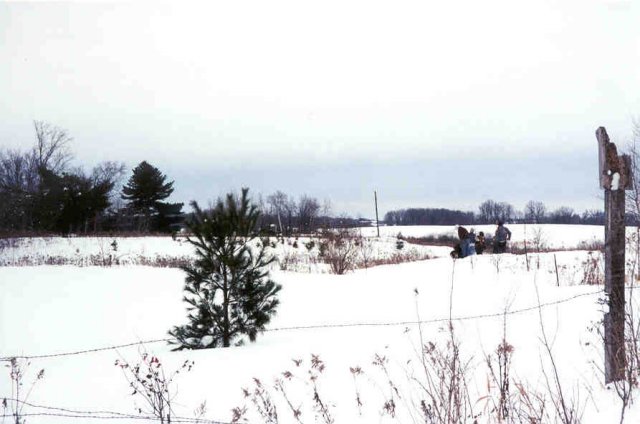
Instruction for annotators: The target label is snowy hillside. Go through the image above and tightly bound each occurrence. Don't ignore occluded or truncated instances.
[1,227,639,423]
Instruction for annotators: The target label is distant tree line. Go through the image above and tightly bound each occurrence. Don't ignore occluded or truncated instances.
[384,208,475,226]
[0,121,183,234]
[384,200,612,226]
[255,190,367,235]
[4,121,634,236]
[0,121,364,236]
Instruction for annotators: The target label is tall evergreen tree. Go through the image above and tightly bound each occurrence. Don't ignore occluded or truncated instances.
[121,161,180,231]
[169,188,281,349]
[33,168,114,233]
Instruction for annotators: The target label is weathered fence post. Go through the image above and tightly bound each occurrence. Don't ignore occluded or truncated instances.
[374,190,380,237]
[597,126,632,383]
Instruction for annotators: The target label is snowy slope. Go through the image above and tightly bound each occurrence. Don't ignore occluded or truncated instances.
[0,247,636,423]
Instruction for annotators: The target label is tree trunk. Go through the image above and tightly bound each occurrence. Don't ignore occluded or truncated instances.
[222,266,230,347]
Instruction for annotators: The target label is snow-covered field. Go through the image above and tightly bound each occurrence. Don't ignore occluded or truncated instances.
[0,224,611,268]
[361,224,608,250]
[1,226,639,423]
[0,234,447,270]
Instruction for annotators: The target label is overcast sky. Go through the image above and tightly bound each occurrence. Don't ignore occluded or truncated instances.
[1,0,639,217]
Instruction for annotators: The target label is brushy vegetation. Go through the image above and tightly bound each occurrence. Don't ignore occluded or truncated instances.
[115,350,195,424]
[0,253,192,268]
[229,324,586,424]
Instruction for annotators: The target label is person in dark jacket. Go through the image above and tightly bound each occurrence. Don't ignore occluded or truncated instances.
[451,226,477,258]
[493,221,512,254]
[451,226,468,258]
[451,243,462,259]
[457,226,469,241]
[476,231,486,254]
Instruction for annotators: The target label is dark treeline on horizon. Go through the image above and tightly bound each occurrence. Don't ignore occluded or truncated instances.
[384,208,475,226]
[4,121,640,237]
[0,121,186,235]
[0,121,368,236]
[383,200,631,226]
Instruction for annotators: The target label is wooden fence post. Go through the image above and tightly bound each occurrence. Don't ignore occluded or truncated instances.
[374,191,380,238]
[597,126,632,384]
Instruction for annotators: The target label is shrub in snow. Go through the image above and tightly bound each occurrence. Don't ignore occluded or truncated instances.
[322,229,358,275]
[168,188,281,349]
[581,252,603,285]
[304,240,315,251]
[233,354,334,424]
[115,352,194,424]
[5,358,45,424]
[278,250,299,272]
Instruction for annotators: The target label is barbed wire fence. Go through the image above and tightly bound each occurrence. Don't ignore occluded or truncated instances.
[1,288,605,362]
[0,287,608,423]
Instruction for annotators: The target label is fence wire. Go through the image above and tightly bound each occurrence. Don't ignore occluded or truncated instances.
[2,399,232,423]
[0,288,605,362]
[0,287,613,424]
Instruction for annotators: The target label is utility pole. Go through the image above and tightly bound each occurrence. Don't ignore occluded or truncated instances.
[374,191,380,237]
[597,126,631,383]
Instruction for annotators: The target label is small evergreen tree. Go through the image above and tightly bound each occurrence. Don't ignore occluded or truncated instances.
[121,161,181,231]
[169,188,281,349]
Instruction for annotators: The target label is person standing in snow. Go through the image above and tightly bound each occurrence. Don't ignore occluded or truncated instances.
[493,221,512,254]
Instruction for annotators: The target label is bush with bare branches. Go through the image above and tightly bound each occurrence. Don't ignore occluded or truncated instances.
[321,229,358,275]
[115,351,194,424]
[3,358,45,424]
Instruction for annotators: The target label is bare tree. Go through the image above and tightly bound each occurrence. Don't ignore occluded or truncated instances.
[267,190,297,234]
[0,123,124,233]
[625,121,640,287]
[32,120,73,174]
[524,200,547,224]
[478,199,514,223]
[319,197,333,229]
[478,199,497,223]
[0,149,38,194]
[322,198,332,216]
[91,161,125,202]
[0,149,38,230]
[91,161,126,184]
[626,120,640,224]
[549,206,579,224]
[298,194,320,233]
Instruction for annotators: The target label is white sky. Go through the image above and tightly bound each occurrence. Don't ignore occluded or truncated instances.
[1,0,639,216]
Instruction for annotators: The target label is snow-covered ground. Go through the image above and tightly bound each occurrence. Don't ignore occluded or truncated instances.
[0,224,613,268]
[360,224,608,250]
[0,233,447,270]
[0,236,194,267]
[1,227,638,423]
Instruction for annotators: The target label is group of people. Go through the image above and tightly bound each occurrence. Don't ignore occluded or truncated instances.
[450,221,512,259]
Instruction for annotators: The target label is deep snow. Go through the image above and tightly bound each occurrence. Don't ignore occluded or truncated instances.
[1,226,638,423]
